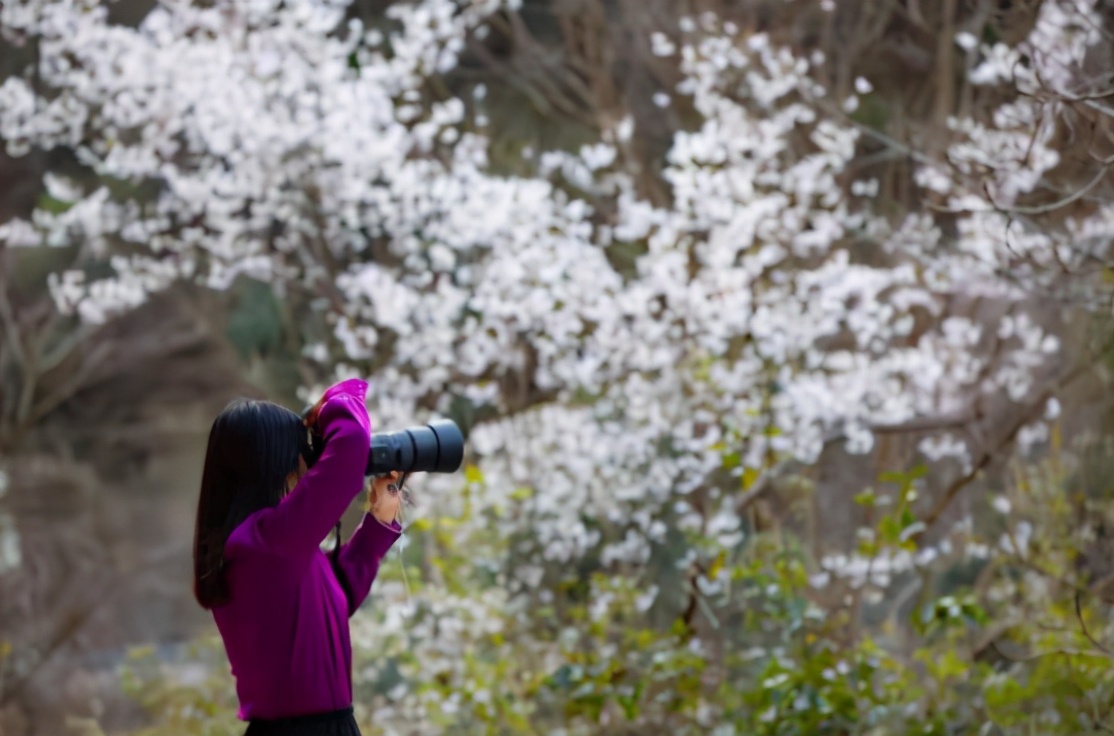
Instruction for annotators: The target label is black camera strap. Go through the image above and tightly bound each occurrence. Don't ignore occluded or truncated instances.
[329,520,358,616]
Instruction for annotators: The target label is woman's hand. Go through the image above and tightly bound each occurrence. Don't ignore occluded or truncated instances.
[368,471,402,525]
[302,393,329,431]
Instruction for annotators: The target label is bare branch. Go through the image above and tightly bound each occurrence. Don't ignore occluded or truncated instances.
[809,95,941,168]
[1075,590,1114,658]
[988,640,1111,663]
[922,334,1114,529]
[869,412,975,435]
[0,268,26,369]
[983,164,1112,216]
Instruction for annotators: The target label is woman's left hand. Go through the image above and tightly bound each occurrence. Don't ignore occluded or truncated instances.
[368,471,402,525]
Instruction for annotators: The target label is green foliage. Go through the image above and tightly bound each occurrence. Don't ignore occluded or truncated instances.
[118,638,240,736]
[36,192,75,215]
[224,278,286,362]
[848,93,889,131]
[866,465,928,555]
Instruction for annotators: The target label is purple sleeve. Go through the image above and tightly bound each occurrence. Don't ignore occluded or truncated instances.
[337,513,402,615]
[252,379,371,556]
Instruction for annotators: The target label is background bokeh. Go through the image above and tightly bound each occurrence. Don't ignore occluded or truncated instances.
[4,1,1114,734]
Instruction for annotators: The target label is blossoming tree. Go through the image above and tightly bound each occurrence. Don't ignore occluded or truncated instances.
[3,0,1114,732]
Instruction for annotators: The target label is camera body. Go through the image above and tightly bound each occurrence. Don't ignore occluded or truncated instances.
[301,416,465,476]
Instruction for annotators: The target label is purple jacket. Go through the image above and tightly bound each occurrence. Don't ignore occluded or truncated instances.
[213,378,401,720]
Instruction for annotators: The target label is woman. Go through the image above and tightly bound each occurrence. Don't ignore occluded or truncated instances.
[193,378,402,735]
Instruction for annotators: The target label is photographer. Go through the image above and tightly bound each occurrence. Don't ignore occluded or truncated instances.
[192,378,401,735]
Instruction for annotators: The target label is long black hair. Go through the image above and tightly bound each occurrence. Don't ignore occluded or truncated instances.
[193,399,304,609]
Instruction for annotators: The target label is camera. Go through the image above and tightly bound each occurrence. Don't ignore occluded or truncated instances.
[301,415,465,476]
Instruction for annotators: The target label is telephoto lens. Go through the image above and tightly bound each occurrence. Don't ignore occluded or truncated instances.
[365,419,464,476]
[301,403,465,476]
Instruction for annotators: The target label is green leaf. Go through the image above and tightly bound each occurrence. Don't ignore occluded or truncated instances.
[853,489,876,507]
[464,464,484,485]
[37,192,74,215]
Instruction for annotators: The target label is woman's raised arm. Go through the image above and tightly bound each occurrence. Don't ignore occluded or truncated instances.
[251,379,370,556]
[335,512,401,615]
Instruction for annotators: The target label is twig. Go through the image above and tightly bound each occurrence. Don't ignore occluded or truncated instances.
[922,335,1114,529]
[809,96,940,168]
[735,456,800,515]
[982,165,1111,216]
[0,274,26,369]
[37,321,92,375]
[870,412,974,435]
[1076,590,1114,657]
[989,639,1110,663]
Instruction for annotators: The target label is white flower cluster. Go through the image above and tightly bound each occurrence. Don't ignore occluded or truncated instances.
[349,579,558,735]
[920,1,1110,292]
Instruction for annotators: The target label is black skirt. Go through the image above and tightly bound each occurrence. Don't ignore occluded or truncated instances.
[244,706,361,736]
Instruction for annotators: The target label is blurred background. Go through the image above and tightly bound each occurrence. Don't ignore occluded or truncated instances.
[4,1,1114,734]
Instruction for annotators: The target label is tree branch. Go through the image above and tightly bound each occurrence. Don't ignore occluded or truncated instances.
[982,164,1111,216]
[922,336,1114,530]
[1075,590,1114,658]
